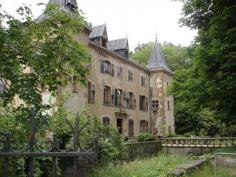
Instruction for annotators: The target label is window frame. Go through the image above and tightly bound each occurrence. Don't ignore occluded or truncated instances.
[128,69,134,82]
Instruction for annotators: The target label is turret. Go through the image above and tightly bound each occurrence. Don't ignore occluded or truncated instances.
[147,39,175,136]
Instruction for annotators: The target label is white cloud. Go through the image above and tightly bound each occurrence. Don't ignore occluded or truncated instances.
[0,0,197,50]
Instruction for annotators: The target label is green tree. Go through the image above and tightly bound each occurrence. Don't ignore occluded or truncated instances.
[172,0,236,136]
[0,4,90,176]
[0,3,90,126]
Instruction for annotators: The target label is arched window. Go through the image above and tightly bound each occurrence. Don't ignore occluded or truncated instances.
[103,117,110,126]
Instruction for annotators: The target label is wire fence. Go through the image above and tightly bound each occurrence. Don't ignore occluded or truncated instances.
[214,153,236,177]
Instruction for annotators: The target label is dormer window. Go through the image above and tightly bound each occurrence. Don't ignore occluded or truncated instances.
[107,38,129,58]
[89,24,108,47]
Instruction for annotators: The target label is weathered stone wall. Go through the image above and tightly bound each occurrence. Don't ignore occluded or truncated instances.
[150,70,175,136]
[126,141,162,160]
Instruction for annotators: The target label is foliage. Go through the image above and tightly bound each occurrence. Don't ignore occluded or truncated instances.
[0,3,90,177]
[0,3,90,118]
[87,153,189,177]
[137,133,155,142]
[50,106,127,164]
[79,109,127,164]
[186,161,232,177]
[171,0,236,136]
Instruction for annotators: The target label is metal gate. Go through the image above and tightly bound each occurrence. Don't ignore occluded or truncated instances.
[0,112,98,177]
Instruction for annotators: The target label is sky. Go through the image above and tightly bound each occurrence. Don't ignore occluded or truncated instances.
[0,0,197,51]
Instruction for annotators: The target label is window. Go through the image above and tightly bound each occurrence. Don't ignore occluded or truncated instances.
[152,100,159,110]
[139,95,148,111]
[114,89,123,106]
[103,117,110,126]
[141,75,146,87]
[128,119,134,137]
[117,118,123,134]
[88,82,96,103]
[126,92,136,109]
[140,120,148,133]
[117,66,123,79]
[103,86,111,105]
[100,59,114,76]
[128,70,134,81]
[168,101,170,111]
[111,64,115,76]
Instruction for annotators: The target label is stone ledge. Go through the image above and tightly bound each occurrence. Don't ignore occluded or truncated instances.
[167,159,206,176]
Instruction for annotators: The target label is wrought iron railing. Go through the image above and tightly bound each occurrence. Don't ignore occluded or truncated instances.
[0,113,98,177]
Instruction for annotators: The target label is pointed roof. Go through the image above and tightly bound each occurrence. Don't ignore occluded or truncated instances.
[147,40,171,73]
[107,38,129,51]
[89,24,107,39]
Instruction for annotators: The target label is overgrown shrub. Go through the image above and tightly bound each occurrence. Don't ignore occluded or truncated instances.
[137,133,154,142]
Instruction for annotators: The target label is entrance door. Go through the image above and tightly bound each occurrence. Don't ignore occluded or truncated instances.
[117,118,123,134]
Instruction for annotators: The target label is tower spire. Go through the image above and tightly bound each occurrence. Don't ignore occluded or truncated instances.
[147,39,171,73]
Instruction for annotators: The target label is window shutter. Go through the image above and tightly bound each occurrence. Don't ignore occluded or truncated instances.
[145,98,148,111]
[100,59,104,73]
[111,89,115,105]
[111,64,115,76]
[133,94,136,109]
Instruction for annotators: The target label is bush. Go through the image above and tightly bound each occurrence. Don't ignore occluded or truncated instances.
[137,133,154,142]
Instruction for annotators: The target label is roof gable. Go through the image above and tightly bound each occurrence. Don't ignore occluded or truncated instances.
[89,24,107,39]
[107,38,129,51]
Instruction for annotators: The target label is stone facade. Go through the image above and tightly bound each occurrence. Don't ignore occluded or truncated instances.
[41,0,175,137]
[64,29,175,137]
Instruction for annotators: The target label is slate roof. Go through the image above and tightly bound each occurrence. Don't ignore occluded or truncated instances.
[89,24,106,39]
[37,0,91,31]
[147,40,171,72]
[107,38,129,51]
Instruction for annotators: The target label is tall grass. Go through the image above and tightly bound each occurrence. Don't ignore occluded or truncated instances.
[88,153,189,177]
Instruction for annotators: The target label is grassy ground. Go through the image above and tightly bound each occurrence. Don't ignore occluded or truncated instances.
[187,161,234,177]
[88,153,189,177]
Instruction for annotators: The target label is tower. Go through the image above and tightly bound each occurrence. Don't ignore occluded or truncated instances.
[147,39,175,136]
